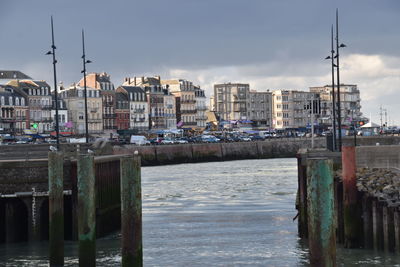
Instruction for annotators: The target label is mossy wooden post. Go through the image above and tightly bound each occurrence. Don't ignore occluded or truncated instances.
[342,145,363,248]
[48,151,64,266]
[78,154,96,267]
[307,158,336,267]
[120,152,143,267]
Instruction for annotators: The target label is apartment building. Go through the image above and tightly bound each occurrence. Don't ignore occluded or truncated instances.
[272,90,314,130]
[0,84,29,134]
[60,85,103,134]
[195,86,207,129]
[214,83,250,121]
[115,91,130,130]
[248,90,273,129]
[116,86,149,132]
[309,84,363,128]
[78,72,116,132]
[161,79,197,129]
[8,80,53,133]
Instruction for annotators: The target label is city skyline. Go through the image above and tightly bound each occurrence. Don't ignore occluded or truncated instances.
[1,0,399,124]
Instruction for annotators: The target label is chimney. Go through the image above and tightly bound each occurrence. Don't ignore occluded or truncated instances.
[156,75,161,81]
[141,77,144,84]
[134,77,137,86]
[128,78,131,84]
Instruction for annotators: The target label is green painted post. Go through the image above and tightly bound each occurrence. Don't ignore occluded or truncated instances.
[342,146,363,248]
[78,154,96,267]
[48,151,64,266]
[307,158,336,267]
[120,152,143,267]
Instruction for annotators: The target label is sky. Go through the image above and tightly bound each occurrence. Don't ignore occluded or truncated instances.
[1,0,399,124]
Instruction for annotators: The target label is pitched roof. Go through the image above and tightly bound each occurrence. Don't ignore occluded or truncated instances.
[0,70,32,80]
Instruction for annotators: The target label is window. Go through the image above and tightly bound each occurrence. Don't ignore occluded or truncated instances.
[15,97,19,106]
[9,97,13,105]
[21,98,25,106]
[79,113,84,120]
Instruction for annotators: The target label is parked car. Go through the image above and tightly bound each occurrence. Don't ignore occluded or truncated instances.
[130,135,150,145]
[250,135,265,141]
[201,135,220,143]
[161,138,175,144]
[175,138,188,144]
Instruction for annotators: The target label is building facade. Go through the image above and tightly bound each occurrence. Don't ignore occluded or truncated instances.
[78,72,116,133]
[248,91,273,129]
[116,86,149,132]
[195,87,207,129]
[115,91,130,130]
[214,83,250,121]
[60,85,103,134]
[309,84,363,128]
[0,85,29,134]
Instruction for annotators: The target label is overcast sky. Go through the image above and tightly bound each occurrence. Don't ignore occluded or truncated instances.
[1,0,399,124]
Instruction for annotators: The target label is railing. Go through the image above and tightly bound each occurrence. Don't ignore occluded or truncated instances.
[90,108,99,113]
[133,109,145,113]
[15,116,27,120]
[0,117,15,122]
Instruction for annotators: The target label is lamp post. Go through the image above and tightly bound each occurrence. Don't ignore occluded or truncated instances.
[325,25,337,151]
[81,29,92,144]
[335,8,346,151]
[46,16,60,150]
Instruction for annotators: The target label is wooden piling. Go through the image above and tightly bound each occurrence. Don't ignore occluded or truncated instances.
[362,194,373,249]
[120,153,143,267]
[372,199,384,250]
[342,146,363,248]
[307,158,336,266]
[77,154,96,267]
[297,155,308,238]
[394,208,400,253]
[383,206,395,252]
[48,151,64,266]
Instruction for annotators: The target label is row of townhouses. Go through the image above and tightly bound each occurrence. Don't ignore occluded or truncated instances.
[211,83,365,131]
[0,70,207,135]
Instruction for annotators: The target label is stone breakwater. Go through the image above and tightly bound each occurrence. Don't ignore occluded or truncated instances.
[334,168,400,206]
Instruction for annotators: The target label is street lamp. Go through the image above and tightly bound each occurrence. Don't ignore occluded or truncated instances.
[81,29,92,143]
[325,25,337,151]
[335,8,346,151]
[46,16,60,150]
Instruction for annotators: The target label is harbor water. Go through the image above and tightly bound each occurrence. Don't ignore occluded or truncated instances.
[1,158,400,266]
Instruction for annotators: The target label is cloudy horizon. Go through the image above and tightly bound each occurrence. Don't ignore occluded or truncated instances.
[1,0,399,124]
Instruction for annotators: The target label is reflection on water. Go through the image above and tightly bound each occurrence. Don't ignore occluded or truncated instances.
[1,158,400,266]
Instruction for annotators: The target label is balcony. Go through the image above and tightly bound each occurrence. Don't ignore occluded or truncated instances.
[181,99,196,104]
[89,118,102,123]
[184,122,197,126]
[104,114,117,118]
[90,108,99,113]
[196,116,208,121]
[180,109,197,114]
[104,126,117,129]
[42,117,53,122]
[133,108,145,113]
[0,117,15,122]
[15,116,27,121]
[41,105,53,110]
[104,101,114,106]
[133,118,146,122]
